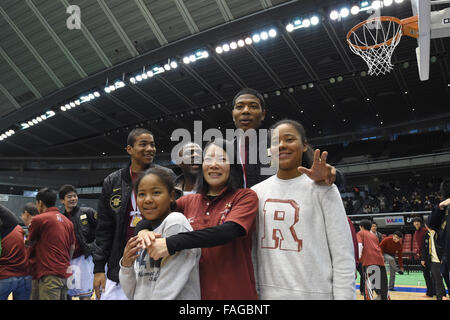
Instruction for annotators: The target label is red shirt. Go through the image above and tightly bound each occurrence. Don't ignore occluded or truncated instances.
[0,225,29,279]
[357,230,385,267]
[379,236,403,268]
[414,227,427,255]
[27,207,76,280]
[176,187,258,300]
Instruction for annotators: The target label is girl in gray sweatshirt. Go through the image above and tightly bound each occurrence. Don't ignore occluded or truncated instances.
[119,167,200,300]
[251,119,355,300]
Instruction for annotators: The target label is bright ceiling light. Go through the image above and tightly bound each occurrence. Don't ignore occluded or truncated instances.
[394,0,403,3]
[60,106,66,111]
[136,75,142,82]
[260,31,268,40]
[372,0,382,9]
[215,46,223,54]
[202,51,209,58]
[170,61,178,68]
[383,0,393,6]
[310,16,320,25]
[252,34,260,43]
[189,55,196,62]
[94,91,100,97]
[230,41,238,49]
[303,19,311,27]
[268,28,277,37]
[245,37,252,45]
[237,39,245,47]
[70,102,76,107]
[164,64,171,71]
[286,23,294,32]
[340,8,350,18]
[330,10,339,20]
[183,56,191,64]
[222,43,230,52]
[351,5,360,15]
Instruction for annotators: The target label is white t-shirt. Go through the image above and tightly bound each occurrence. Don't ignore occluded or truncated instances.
[251,174,356,300]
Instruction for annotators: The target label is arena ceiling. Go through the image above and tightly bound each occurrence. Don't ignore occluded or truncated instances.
[0,0,449,159]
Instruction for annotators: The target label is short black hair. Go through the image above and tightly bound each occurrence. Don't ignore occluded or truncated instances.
[36,188,57,208]
[359,219,372,231]
[412,217,423,224]
[58,184,77,200]
[232,88,266,110]
[134,166,177,211]
[23,202,39,216]
[195,138,244,194]
[127,128,154,147]
[393,231,403,238]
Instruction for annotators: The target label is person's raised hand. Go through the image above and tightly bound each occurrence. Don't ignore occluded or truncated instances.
[297,149,336,185]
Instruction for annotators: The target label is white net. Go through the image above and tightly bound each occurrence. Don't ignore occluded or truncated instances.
[347,18,403,76]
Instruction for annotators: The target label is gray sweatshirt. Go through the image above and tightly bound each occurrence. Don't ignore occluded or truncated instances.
[251,174,356,300]
[119,212,201,300]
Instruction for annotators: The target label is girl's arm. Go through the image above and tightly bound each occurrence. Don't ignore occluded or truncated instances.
[321,185,356,300]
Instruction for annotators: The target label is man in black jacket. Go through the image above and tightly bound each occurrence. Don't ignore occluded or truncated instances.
[59,184,97,300]
[92,128,176,300]
[231,88,344,189]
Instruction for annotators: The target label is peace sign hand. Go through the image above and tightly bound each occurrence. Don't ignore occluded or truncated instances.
[297,149,336,186]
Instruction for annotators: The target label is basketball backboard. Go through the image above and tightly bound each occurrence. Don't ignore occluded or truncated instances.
[411,0,431,81]
[412,0,450,81]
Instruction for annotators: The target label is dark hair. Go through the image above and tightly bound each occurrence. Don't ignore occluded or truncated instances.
[58,184,77,200]
[440,179,450,199]
[134,166,177,211]
[412,217,423,224]
[359,219,372,231]
[195,138,244,194]
[371,221,377,226]
[36,188,57,208]
[127,128,154,147]
[23,202,39,216]
[393,231,403,238]
[232,88,266,110]
[269,119,315,168]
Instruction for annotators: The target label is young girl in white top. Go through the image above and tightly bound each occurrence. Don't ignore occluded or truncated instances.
[119,167,200,300]
[251,119,355,300]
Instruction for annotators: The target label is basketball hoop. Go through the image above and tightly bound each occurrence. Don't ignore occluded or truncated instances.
[347,16,418,76]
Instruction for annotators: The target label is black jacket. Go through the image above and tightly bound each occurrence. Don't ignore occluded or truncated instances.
[63,206,97,258]
[427,204,449,268]
[93,163,175,283]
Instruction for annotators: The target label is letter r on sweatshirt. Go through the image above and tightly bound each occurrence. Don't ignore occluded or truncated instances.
[261,199,302,251]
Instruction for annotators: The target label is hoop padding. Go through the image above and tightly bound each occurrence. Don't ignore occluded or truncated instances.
[347,17,404,76]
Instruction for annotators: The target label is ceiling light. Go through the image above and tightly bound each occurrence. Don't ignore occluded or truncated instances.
[170,61,178,68]
[164,64,171,71]
[70,102,76,107]
[94,91,100,97]
[372,1,382,9]
[351,5,360,15]
[252,34,261,43]
[303,19,311,27]
[215,46,223,54]
[310,16,320,26]
[330,77,336,83]
[222,44,230,52]
[383,0,393,6]
[230,41,238,49]
[340,8,350,18]
[394,0,403,3]
[129,77,136,84]
[237,39,245,47]
[286,23,294,32]
[60,106,66,111]
[268,29,277,37]
[202,51,209,58]
[183,56,191,64]
[245,37,252,45]
[260,31,269,40]
[330,10,339,20]
[136,75,142,82]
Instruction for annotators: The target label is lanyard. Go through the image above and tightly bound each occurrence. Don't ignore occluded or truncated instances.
[130,167,139,212]
[238,137,247,188]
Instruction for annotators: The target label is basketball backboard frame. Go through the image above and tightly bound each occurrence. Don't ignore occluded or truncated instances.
[411,0,431,81]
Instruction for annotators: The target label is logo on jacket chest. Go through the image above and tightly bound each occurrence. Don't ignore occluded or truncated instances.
[110,194,121,209]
